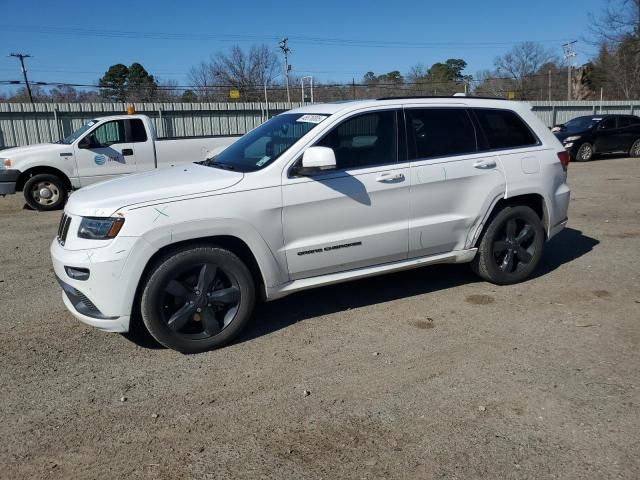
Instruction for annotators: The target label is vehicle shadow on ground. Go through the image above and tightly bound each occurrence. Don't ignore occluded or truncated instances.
[238,227,600,346]
[123,227,599,351]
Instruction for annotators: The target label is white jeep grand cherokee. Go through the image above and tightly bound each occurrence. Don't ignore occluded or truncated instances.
[51,97,570,353]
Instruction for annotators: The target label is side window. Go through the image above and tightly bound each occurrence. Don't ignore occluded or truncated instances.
[618,117,632,128]
[128,119,148,142]
[316,110,397,170]
[629,116,640,125]
[473,109,537,150]
[406,108,476,160]
[92,120,126,146]
[599,117,616,130]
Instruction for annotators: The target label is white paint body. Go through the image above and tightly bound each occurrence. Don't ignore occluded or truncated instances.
[0,114,237,190]
[50,98,570,333]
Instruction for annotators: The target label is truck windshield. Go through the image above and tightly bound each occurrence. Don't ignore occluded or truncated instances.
[59,119,99,145]
[206,113,328,172]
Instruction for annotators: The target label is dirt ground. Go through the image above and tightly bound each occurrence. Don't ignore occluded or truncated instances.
[0,157,639,479]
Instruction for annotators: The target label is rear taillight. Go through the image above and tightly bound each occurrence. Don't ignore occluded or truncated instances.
[557,151,570,170]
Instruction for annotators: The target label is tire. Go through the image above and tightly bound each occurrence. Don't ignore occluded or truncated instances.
[574,142,594,162]
[471,205,545,285]
[629,139,640,158]
[23,173,67,211]
[140,245,255,353]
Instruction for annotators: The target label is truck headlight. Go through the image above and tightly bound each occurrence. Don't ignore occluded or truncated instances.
[78,217,125,239]
[0,158,11,170]
[564,136,581,142]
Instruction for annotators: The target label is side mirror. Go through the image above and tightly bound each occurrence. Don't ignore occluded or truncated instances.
[297,146,336,175]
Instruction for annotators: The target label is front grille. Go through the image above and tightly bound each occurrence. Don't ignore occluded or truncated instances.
[57,213,71,245]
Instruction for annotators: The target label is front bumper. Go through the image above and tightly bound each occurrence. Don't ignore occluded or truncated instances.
[0,169,19,195]
[50,233,157,333]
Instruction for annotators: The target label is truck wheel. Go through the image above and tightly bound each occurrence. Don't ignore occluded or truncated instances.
[575,142,594,162]
[23,173,67,211]
[140,246,255,353]
[471,205,545,285]
[629,139,640,158]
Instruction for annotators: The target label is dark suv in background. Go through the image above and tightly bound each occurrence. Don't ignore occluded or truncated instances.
[553,114,640,161]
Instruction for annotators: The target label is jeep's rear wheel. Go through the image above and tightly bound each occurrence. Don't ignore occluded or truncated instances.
[629,139,640,158]
[141,246,255,353]
[471,205,545,285]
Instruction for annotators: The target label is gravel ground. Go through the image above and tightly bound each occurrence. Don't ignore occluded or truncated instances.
[1,157,639,479]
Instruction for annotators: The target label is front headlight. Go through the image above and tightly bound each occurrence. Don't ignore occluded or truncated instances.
[0,158,10,170]
[78,217,125,240]
[564,135,581,142]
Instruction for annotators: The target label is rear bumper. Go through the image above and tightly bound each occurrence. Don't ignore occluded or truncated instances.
[0,169,19,195]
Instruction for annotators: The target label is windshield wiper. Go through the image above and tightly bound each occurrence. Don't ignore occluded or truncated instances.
[207,161,236,171]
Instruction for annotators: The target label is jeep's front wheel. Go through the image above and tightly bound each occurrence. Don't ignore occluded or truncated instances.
[141,246,255,353]
[471,205,545,285]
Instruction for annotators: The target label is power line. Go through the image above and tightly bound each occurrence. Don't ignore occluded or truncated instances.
[0,24,570,50]
[8,53,34,103]
[0,71,573,93]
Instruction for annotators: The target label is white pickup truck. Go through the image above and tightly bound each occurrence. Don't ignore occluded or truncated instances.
[0,114,237,210]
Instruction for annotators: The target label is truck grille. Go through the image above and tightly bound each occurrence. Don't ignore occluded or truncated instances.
[57,213,72,245]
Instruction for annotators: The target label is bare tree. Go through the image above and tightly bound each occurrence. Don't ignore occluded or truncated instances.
[493,42,559,99]
[188,45,279,102]
[589,0,640,99]
[590,0,640,43]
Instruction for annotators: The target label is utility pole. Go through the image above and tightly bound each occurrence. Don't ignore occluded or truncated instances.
[279,37,291,103]
[562,41,577,101]
[548,69,552,101]
[9,52,34,103]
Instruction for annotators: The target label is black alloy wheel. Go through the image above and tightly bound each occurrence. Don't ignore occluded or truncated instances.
[141,246,255,353]
[492,217,536,274]
[161,263,241,339]
[471,205,545,285]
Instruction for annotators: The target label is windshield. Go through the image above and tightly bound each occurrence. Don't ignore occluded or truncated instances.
[59,119,99,145]
[562,116,601,133]
[206,113,328,172]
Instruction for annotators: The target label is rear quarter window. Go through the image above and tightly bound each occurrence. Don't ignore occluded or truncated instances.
[128,119,148,143]
[473,108,538,150]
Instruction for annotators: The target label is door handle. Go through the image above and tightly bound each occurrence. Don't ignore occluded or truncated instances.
[121,148,133,156]
[473,159,496,169]
[376,172,405,182]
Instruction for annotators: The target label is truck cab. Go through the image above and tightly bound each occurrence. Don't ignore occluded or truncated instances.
[0,114,236,210]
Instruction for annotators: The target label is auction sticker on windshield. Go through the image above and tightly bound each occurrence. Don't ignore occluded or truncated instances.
[297,114,327,124]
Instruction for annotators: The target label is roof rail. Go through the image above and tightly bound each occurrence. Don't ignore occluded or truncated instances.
[376,95,505,101]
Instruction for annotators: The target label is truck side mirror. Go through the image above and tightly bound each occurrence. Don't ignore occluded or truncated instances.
[296,146,337,176]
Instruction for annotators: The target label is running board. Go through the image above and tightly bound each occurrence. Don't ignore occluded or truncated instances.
[268,248,477,300]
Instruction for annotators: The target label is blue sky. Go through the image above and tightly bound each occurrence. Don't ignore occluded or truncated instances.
[0,0,604,95]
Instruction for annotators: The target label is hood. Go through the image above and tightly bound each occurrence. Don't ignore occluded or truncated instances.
[65,164,244,217]
[0,143,70,161]
[554,128,591,142]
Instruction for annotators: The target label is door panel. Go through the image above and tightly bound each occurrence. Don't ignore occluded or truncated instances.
[594,117,619,153]
[73,120,136,186]
[409,154,505,257]
[405,107,507,257]
[282,166,409,279]
[282,109,409,280]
